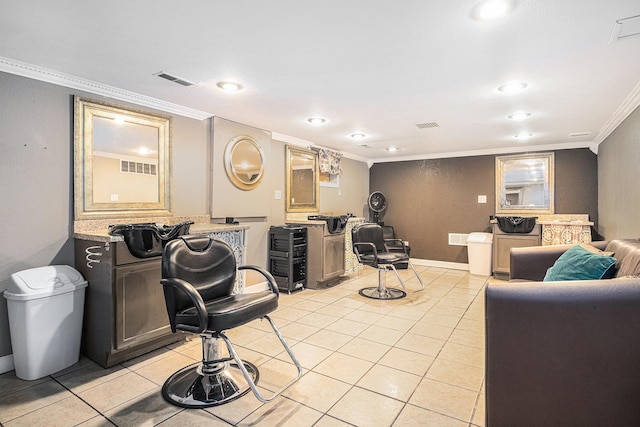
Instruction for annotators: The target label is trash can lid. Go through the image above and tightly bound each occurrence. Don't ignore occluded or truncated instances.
[466,232,493,243]
[4,265,87,301]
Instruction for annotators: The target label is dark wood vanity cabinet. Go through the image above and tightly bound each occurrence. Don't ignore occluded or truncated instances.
[492,224,541,280]
[74,239,183,368]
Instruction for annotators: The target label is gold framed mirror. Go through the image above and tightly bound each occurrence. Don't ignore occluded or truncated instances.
[285,145,319,212]
[224,135,265,190]
[495,152,555,215]
[74,96,172,220]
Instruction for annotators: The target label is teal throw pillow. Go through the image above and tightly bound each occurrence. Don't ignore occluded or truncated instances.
[543,244,617,282]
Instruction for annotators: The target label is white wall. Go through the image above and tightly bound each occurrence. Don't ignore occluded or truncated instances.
[597,105,640,239]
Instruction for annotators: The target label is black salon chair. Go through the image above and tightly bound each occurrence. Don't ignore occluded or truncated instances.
[160,235,302,408]
[382,225,410,269]
[351,223,425,300]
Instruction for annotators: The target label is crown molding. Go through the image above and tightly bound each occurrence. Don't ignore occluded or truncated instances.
[271,132,368,162]
[368,141,593,164]
[0,56,212,120]
[593,79,640,147]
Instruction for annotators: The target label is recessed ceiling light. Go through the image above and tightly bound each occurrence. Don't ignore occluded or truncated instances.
[474,0,513,20]
[514,132,534,141]
[498,81,528,96]
[507,111,531,121]
[350,132,367,141]
[306,117,327,125]
[386,146,399,152]
[216,81,244,92]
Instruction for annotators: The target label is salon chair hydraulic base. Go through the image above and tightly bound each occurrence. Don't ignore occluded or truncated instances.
[358,266,407,300]
[161,335,258,408]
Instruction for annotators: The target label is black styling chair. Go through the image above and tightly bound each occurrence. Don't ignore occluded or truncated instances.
[381,225,410,269]
[351,223,425,300]
[160,235,302,408]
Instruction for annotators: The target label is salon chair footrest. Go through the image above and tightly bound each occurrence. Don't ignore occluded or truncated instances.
[161,360,259,408]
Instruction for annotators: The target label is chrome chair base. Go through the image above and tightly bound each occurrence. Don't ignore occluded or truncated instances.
[359,266,407,300]
[161,360,259,408]
[359,286,406,300]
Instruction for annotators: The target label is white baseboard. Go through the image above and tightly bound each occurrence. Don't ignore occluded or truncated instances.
[0,354,14,374]
[250,260,469,295]
[410,258,469,271]
[245,282,270,293]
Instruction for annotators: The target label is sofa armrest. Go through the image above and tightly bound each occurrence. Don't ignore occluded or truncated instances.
[509,244,573,281]
[509,241,608,281]
[485,279,640,426]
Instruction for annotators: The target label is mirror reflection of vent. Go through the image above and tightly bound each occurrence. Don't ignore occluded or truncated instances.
[414,121,440,129]
[121,160,157,176]
[154,71,197,87]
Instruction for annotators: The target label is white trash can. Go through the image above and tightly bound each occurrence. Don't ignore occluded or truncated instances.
[4,265,87,380]
[467,232,493,276]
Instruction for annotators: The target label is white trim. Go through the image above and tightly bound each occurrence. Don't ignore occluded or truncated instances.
[0,56,212,120]
[0,354,14,374]
[271,132,370,162]
[369,141,592,164]
[410,258,469,271]
[592,79,640,147]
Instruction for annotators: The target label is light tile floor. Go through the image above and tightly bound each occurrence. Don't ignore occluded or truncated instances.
[0,265,495,426]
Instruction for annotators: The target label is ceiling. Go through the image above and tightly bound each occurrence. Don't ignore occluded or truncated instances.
[1,0,640,162]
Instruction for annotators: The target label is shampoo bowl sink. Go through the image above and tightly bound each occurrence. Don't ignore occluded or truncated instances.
[108,221,194,258]
[496,216,537,234]
[308,214,352,234]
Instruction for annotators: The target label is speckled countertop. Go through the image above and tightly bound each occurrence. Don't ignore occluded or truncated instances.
[73,216,249,242]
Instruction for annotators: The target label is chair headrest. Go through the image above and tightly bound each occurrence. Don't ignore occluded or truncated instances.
[179,235,213,252]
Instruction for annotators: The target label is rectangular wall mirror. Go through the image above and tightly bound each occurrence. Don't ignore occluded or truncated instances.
[285,145,319,213]
[495,152,554,215]
[74,97,173,220]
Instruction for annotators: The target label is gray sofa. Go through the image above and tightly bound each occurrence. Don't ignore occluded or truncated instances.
[485,239,640,426]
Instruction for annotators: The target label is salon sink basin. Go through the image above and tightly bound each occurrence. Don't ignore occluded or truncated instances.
[108,221,193,258]
[495,216,537,234]
[307,214,353,234]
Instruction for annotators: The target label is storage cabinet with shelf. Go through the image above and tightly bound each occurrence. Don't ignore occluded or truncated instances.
[287,221,345,289]
[269,225,307,293]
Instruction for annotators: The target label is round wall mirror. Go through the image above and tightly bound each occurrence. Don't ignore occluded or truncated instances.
[224,135,265,190]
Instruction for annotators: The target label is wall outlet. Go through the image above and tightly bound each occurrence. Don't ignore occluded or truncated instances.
[478,195,487,204]
[274,190,282,200]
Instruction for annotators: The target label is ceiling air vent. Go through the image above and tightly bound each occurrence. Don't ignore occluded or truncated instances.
[609,15,640,43]
[569,132,592,138]
[154,71,197,87]
[414,121,440,129]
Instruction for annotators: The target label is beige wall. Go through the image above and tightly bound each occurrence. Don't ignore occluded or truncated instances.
[597,105,640,239]
[0,71,371,362]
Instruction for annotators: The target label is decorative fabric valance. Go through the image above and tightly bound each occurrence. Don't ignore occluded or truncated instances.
[318,148,343,175]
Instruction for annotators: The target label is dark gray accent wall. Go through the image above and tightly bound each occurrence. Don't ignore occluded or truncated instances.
[597,105,640,240]
[370,149,598,263]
